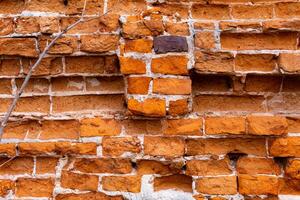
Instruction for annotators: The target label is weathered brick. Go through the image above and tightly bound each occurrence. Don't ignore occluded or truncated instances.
[0,38,38,57]
[279,53,300,72]
[165,22,190,36]
[196,176,237,195]
[16,178,54,197]
[102,176,141,193]
[86,77,124,93]
[238,175,279,195]
[56,192,123,200]
[0,0,24,14]
[221,33,298,50]
[102,137,141,156]
[220,21,262,32]
[52,95,124,113]
[153,78,191,95]
[137,160,182,175]
[51,77,84,92]
[269,137,300,157]
[186,138,266,156]
[205,116,246,135]
[0,79,11,95]
[65,56,105,74]
[154,175,192,192]
[18,142,97,156]
[3,121,40,140]
[0,59,21,76]
[144,136,185,157]
[16,78,49,94]
[40,120,79,140]
[39,17,59,34]
[237,157,281,175]
[168,99,189,116]
[0,18,14,36]
[275,2,300,18]
[128,98,166,117]
[127,77,151,94]
[0,157,33,175]
[0,180,14,197]
[192,4,230,20]
[194,51,234,72]
[231,5,273,19]
[120,57,146,74]
[122,17,152,39]
[23,57,62,76]
[246,116,288,136]
[192,74,231,93]
[80,118,121,137]
[72,158,132,174]
[162,119,202,136]
[245,75,282,93]
[186,158,232,176]
[279,178,300,195]
[193,95,266,113]
[80,35,119,53]
[285,159,300,179]
[122,119,162,135]
[39,36,78,54]
[235,54,277,72]
[36,157,58,174]
[195,32,215,49]
[15,17,40,34]
[151,56,188,75]
[153,36,188,54]
[61,171,98,191]
[124,39,153,53]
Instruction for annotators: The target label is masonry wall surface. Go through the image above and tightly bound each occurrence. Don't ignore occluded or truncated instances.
[0,0,300,199]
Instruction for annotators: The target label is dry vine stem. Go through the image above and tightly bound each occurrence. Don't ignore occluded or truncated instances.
[0,0,118,141]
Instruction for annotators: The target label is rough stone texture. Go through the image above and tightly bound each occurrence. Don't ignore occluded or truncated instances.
[0,0,300,199]
[153,36,188,54]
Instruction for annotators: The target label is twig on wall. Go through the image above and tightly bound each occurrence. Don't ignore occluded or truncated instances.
[0,0,119,141]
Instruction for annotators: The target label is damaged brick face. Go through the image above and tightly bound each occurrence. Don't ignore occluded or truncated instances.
[1,0,300,200]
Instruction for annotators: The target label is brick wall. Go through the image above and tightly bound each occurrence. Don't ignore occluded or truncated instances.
[0,0,300,199]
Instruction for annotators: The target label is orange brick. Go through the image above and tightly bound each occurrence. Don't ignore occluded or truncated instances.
[186,138,266,156]
[168,99,189,116]
[39,36,78,55]
[65,56,106,74]
[124,39,153,53]
[196,176,237,195]
[122,119,162,135]
[144,136,185,157]
[51,77,84,92]
[80,118,121,137]
[0,0,24,14]
[162,119,202,136]
[15,17,40,34]
[120,57,146,74]
[72,158,132,174]
[154,175,192,192]
[195,32,215,49]
[186,158,232,176]
[0,18,14,36]
[52,95,124,113]
[0,79,11,94]
[192,74,231,93]
[102,137,141,156]
[231,5,273,19]
[127,77,151,94]
[279,53,300,72]
[285,159,300,179]
[0,180,14,197]
[80,34,119,53]
[0,59,21,76]
[61,171,98,191]
[36,157,59,174]
[245,75,282,93]
[0,38,38,57]
[269,137,300,157]
[238,175,278,195]
[246,116,288,136]
[192,4,230,20]
[237,157,281,175]
[0,157,33,175]
[275,2,300,18]
[16,78,49,94]
[165,22,190,36]
[102,176,141,193]
[16,178,54,197]
[56,193,123,200]
[279,178,300,195]
[195,51,234,72]
[137,160,182,175]
[153,78,191,95]
[0,143,15,157]
[151,56,188,75]
[205,116,246,135]
[3,121,40,140]
[40,120,79,140]
[128,98,166,117]
[15,96,50,113]
[23,57,62,76]
[221,32,298,50]
[86,76,124,93]
[18,142,97,156]
[193,95,266,113]
[235,54,277,72]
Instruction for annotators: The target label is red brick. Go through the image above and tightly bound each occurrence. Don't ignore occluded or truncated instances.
[154,175,192,192]
[144,136,185,158]
[245,75,282,93]
[221,33,298,50]
[0,79,11,95]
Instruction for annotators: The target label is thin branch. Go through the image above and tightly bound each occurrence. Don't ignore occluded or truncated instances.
[0,156,16,168]
[0,0,118,141]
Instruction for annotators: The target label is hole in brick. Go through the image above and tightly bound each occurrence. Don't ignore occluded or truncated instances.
[227,152,247,161]
[131,161,137,169]
[274,157,288,168]
[181,164,187,171]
